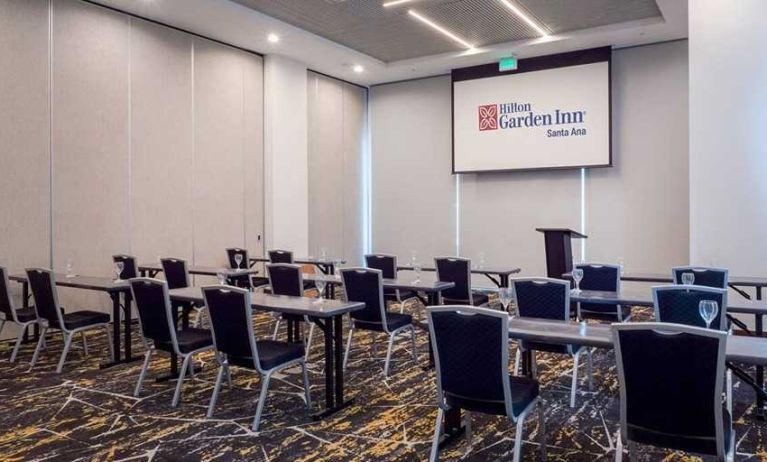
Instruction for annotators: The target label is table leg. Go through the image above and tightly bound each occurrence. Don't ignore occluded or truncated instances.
[156,302,199,382]
[334,314,344,405]
[425,292,438,369]
[500,274,509,288]
[123,292,133,362]
[756,313,765,419]
[311,315,354,420]
[439,407,466,449]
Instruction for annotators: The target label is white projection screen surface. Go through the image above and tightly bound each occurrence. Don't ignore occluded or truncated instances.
[452,48,611,173]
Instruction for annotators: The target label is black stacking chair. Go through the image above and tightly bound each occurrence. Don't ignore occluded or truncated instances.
[129,278,214,406]
[266,264,316,360]
[26,268,113,373]
[511,278,592,408]
[427,306,546,462]
[612,323,733,462]
[575,263,630,322]
[341,268,417,376]
[225,247,269,290]
[653,284,732,412]
[268,249,294,264]
[112,254,138,279]
[0,266,40,362]
[365,254,418,313]
[434,257,489,306]
[160,258,205,327]
[672,266,729,289]
[203,285,311,431]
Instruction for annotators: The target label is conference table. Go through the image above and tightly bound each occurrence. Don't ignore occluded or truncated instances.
[303,273,455,307]
[169,287,364,419]
[9,273,138,369]
[397,264,521,288]
[249,256,346,275]
[619,272,767,301]
[137,263,258,280]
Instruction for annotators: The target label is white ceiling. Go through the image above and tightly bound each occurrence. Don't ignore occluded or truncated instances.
[90,0,687,86]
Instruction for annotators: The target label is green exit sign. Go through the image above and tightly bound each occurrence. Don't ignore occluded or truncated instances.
[499,56,518,72]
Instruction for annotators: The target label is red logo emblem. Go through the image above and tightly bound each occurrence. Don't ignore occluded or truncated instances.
[478,104,498,131]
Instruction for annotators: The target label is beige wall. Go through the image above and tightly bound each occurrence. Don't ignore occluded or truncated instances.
[0,0,265,333]
[307,72,367,266]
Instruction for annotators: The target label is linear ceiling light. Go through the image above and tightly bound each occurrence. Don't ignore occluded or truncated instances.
[383,0,415,6]
[408,9,475,50]
[498,0,549,37]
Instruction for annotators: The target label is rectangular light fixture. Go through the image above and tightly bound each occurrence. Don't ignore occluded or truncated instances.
[383,0,414,6]
[498,0,549,37]
[408,9,475,50]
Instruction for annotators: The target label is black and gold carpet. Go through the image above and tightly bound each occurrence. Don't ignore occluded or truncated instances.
[1,303,766,461]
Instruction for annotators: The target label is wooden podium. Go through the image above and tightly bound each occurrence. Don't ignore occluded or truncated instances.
[536,228,588,279]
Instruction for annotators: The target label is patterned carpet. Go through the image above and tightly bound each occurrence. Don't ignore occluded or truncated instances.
[1,300,766,462]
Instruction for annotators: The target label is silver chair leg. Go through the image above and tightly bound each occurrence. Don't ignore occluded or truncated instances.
[301,362,312,408]
[512,410,527,462]
[103,325,115,362]
[627,441,636,461]
[383,332,397,377]
[0,320,5,348]
[81,331,88,357]
[272,317,282,340]
[429,408,444,462]
[615,432,624,462]
[726,369,733,414]
[225,364,233,388]
[10,329,26,363]
[252,374,272,432]
[464,410,473,455]
[305,323,315,361]
[513,348,521,376]
[587,348,594,391]
[570,352,581,408]
[410,326,418,361]
[56,332,74,373]
[538,399,547,459]
[172,354,192,407]
[134,347,154,397]
[29,326,47,369]
[206,364,226,418]
[342,326,355,371]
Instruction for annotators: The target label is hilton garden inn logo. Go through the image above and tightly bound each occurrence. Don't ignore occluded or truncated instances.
[478,102,587,136]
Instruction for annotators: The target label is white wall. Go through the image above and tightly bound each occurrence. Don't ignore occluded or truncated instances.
[370,41,689,278]
[689,0,767,276]
[264,55,309,256]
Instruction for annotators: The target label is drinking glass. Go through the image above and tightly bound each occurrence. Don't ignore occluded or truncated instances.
[699,300,719,329]
[66,258,74,278]
[413,262,422,283]
[114,261,124,282]
[234,253,243,270]
[315,280,326,301]
[498,287,512,312]
[319,247,328,262]
[572,268,584,293]
[681,272,695,286]
[217,272,227,285]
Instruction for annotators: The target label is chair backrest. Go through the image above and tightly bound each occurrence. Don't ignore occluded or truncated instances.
[653,285,728,331]
[160,258,189,290]
[428,306,517,419]
[0,266,17,321]
[266,264,304,297]
[26,268,64,328]
[268,249,294,264]
[511,278,570,321]
[435,257,472,302]
[672,266,729,289]
[226,247,249,270]
[113,254,138,279]
[575,263,621,291]
[341,268,388,326]
[203,285,261,371]
[613,323,728,458]
[365,254,397,279]
[128,278,175,345]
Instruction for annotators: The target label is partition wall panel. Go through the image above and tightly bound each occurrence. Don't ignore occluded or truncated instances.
[129,19,194,264]
[0,0,50,339]
[51,0,130,310]
[586,41,689,273]
[243,56,266,260]
[370,76,456,271]
[307,72,366,266]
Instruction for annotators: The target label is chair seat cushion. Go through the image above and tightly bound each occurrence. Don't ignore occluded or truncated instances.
[443,291,489,307]
[14,307,37,323]
[354,312,412,332]
[256,340,304,370]
[580,303,631,321]
[446,375,539,417]
[384,289,417,303]
[162,327,212,353]
[251,276,270,288]
[628,408,731,456]
[62,310,110,330]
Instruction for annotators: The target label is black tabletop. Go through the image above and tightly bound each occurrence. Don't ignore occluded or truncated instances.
[10,273,130,293]
[138,263,258,277]
[169,287,364,318]
[397,265,521,276]
[249,256,347,266]
[304,273,455,293]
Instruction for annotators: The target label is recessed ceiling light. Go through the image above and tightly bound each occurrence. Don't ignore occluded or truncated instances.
[408,9,474,50]
[383,0,414,6]
[353,65,364,73]
[498,0,549,37]
[267,33,280,43]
